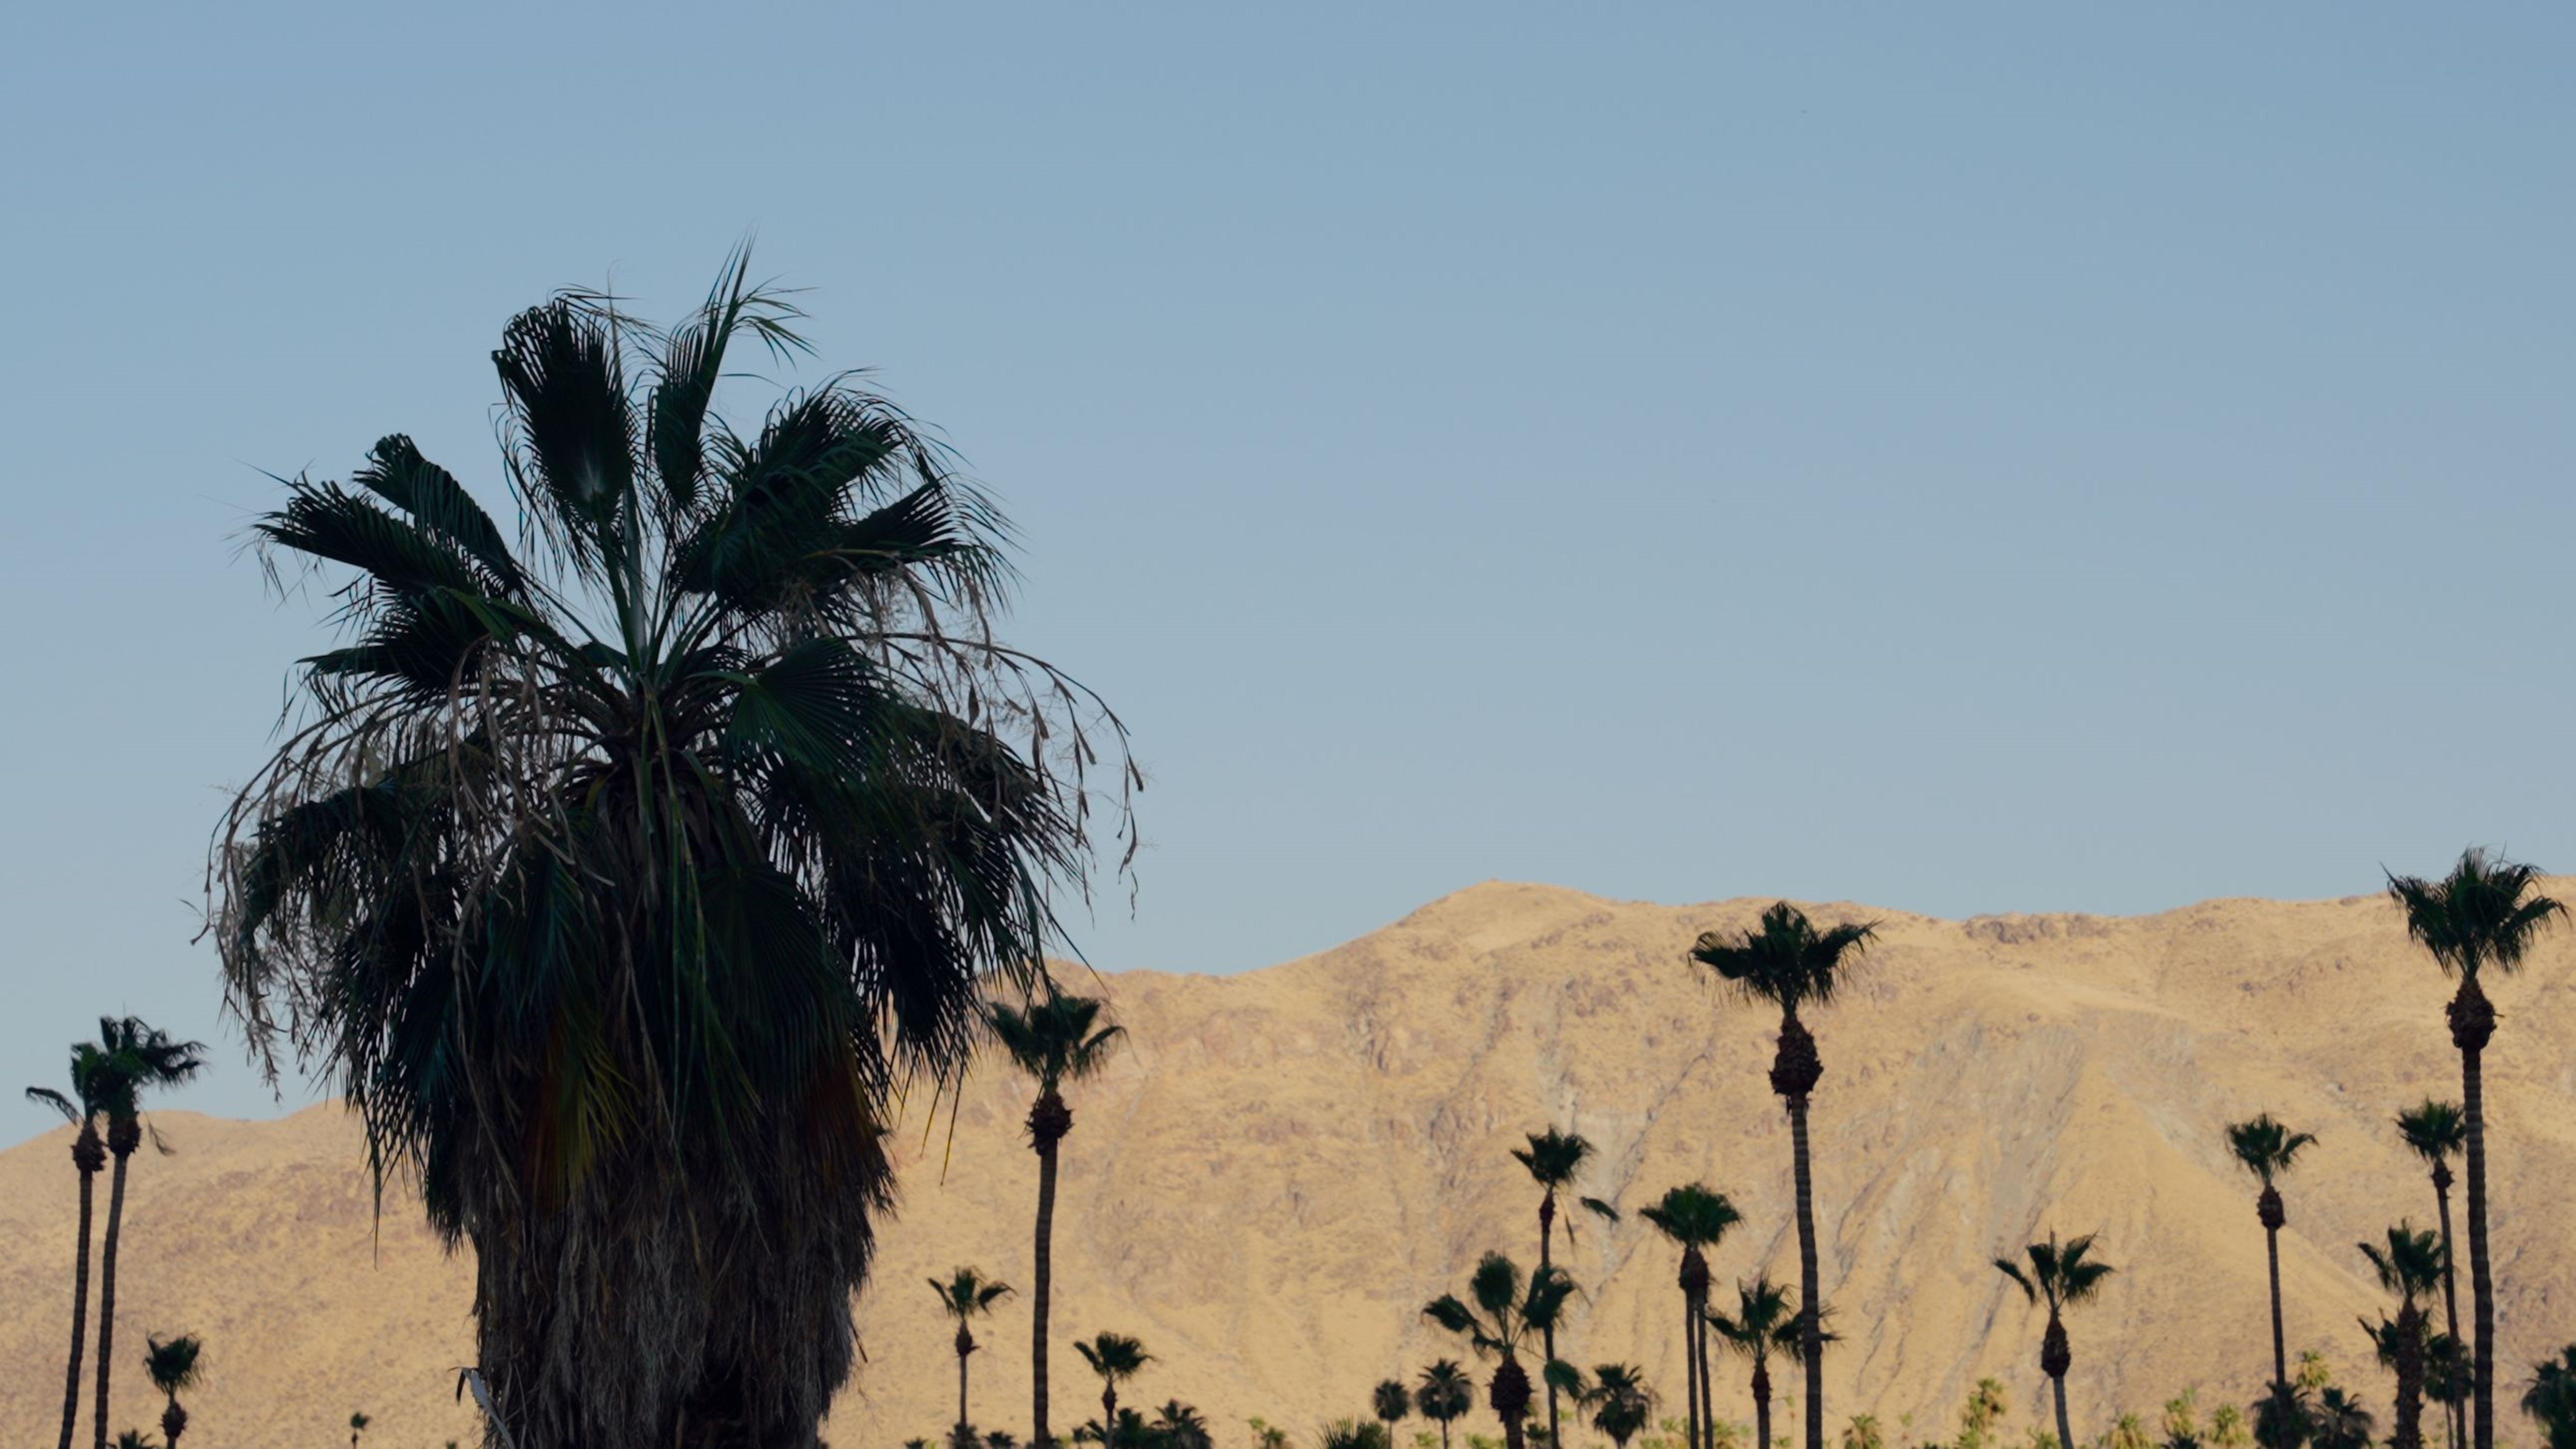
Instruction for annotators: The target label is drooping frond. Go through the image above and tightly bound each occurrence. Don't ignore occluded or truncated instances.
[2386,847,2565,979]
[1688,901,1876,1014]
[2225,1114,2317,1185]
[1638,1182,1742,1250]
[1513,1126,1593,1190]
[2357,1223,2444,1307]
[2394,1099,2465,1168]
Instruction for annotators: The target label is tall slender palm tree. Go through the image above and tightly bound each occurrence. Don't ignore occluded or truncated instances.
[990,993,1123,1448]
[2388,849,2563,1449]
[932,1268,1014,1440]
[1690,902,1875,1449]
[1073,1334,1151,1449]
[2227,1113,2318,1424]
[1993,1230,2116,1449]
[2360,1224,2447,1449]
[1710,1277,1808,1449]
[2524,1347,2576,1449]
[26,1039,118,1449]
[1423,1252,1578,1449]
[89,1019,204,1449]
[1588,1364,1655,1449]
[2395,1101,2467,1449]
[1513,1127,1616,1449]
[141,1335,202,1449]
[1640,1184,1743,1449]
[1418,1360,1475,1449]
[210,255,1135,1448]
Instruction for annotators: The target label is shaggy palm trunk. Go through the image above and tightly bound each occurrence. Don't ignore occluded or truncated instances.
[2432,1159,2463,1449]
[956,1323,975,1439]
[1032,1089,1070,1448]
[1772,1009,1827,1449]
[2451,974,2497,1449]
[2259,1186,2289,1430]
[1680,1246,1710,1449]
[2041,1313,2072,1449]
[2393,1302,2426,1449]
[1698,1311,1716,1449]
[1493,1356,1532,1449]
[56,1122,103,1449]
[93,1120,139,1449]
[1541,1193,1559,1449]
[1753,1358,1774,1449]
[1102,1386,1119,1449]
[161,1394,189,1448]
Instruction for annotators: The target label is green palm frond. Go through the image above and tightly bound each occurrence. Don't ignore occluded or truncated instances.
[2387,847,2565,978]
[1688,901,1876,1013]
[142,1334,204,1395]
[2225,1114,2317,1185]
[2356,1223,2444,1307]
[1638,1182,1742,1250]
[1997,1230,2114,1310]
[2394,1100,2465,1168]
[2524,1346,2576,1449]
[1514,1127,1593,1189]
[1074,1332,1151,1384]
[1416,1360,1475,1423]
[988,992,1124,1090]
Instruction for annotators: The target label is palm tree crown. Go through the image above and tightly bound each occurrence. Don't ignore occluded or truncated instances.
[1640,1184,1743,1256]
[989,993,1124,1103]
[1994,1231,2115,1315]
[2387,849,2565,980]
[1688,903,1877,1018]
[2360,1225,2445,1310]
[931,1267,1016,1328]
[1417,1359,1475,1442]
[2226,1116,2318,1188]
[1708,1278,1806,1365]
[1074,1334,1151,1389]
[209,256,1132,1446]
[2396,1102,2465,1174]
[2524,1348,2576,1449]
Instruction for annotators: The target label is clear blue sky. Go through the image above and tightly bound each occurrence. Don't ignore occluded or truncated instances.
[5,4,2571,1138]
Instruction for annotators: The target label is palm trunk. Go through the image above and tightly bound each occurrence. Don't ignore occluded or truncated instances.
[1683,1295,1703,1449]
[1753,1358,1773,1449]
[161,1393,188,1447]
[1698,1309,1715,1449]
[2394,1303,2426,1449]
[1032,1097,1065,1448]
[1541,1194,1559,1449]
[1104,1388,1118,1449]
[2263,1221,2288,1411]
[958,1336,972,1440]
[93,1141,134,1449]
[2460,1036,2493,1449]
[1788,1094,1824,1449]
[2433,1163,2463,1449]
[2042,1313,2073,1449]
[57,1127,100,1449]
[2051,1375,2072,1449]
[1441,1417,1453,1449]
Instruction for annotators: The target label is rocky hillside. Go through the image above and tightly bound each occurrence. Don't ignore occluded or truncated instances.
[6,882,2574,1447]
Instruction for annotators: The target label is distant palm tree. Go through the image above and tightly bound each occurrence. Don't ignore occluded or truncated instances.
[110,1433,156,1449]
[140,1335,202,1448]
[349,1410,370,1449]
[2309,1390,2373,1449]
[991,993,1123,1448]
[2251,1385,2313,1449]
[1418,1360,1476,1449]
[1319,1422,1392,1449]
[1690,902,1875,1449]
[1589,1364,1655,1449]
[1994,1231,2116,1449]
[2523,1347,2576,1449]
[89,1019,205,1449]
[1153,1400,1212,1449]
[26,1039,118,1449]
[1710,1277,1808,1449]
[1374,1380,1414,1439]
[932,1268,1014,1440]
[1073,1334,1151,1449]
[2360,1223,2446,1449]
[1514,1127,1616,1449]
[1423,1252,1577,1449]
[2388,850,2563,1449]
[2227,1113,2318,1422]
[2426,1335,2472,1449]
[1641,1184,1744,1449]
[2396,1101,2468,1449]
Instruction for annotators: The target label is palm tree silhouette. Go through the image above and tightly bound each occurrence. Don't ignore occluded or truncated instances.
[26,1038,118,1449]
[1417,1360,1476,1449]
[2360,1224,2447,1449]
[2388,849,2563,1449]
[1152,1400,1212,1449]
[2227,1113,2318,1424]
[2310,1390,2373,1449]
[140,1335,202,1448]
[1994,1231,2115,1449]
[1641,1184,1743,1449]
[2523,1347,2576,1449]
[1513,1127,1615,1449]
[211,255,1134,1447]
[932,1268,1014,1441]
[1710,1277,1810,1449]
[990,993,1123,1448]
[88,1018,204,1449]
[348,1411,370,1449]
[1073,1334,1151,1449]
[1423,1252,1576,1449]
[1374,1380,1413,1441]
[2396,1101,2467,1449]
[1588,1364,1655,1449]
[1690,902,1874,1449]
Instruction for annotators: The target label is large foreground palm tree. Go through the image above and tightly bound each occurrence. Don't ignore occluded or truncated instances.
[2227,1113,2317,1426]
[90,1019,203,1449]
[1709,1277,1807,1449]
[2388,849,2563,1449]
[1691,902,1874,1449]
[141,1335,203,1449]
[2361,1223,2447,1449]
[1994,1231,2115,1449]
[932,1268,1014,1440]
[990,992,1121,1449]
[1641,1184,1742,1449]
[26,1040,117,1449]
[1423,1252,1576,1449]
[2396,1101,2467,1449]
[210,255,1133,1448]
[1514,1126,1614,1449]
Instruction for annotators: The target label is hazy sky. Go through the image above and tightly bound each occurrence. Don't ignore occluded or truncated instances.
[5,5,2571,1139]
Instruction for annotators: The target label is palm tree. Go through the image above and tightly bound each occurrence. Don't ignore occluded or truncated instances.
[110,1434,156,1449]
[1418,1360,1476,1449]
[2427,1335,2472,1449]
[1153,1401,1212,1449]
[2309,1391,2372,1449]
[990,994,1123,1448]
[211,255,1135,1448]
[1514,1128,1616,1449]
[2388,850,2563,1449]
[1709,1277,1808,1449]
[1641,1184,1743,1449]
[1589,1364,1656,1449]
[1074,1334,1151,1449]
[932,1268,1014,1440]
[88,1019,204,1449]
[1994,1231,2115,1449]
[2396,1101,2468,1449]
[1423,1252,1578,1449]
[1689,902,1875,1449]
[2360,1223,2446,1449]
[348,1411,370,1449]
[2250,1385,2313,1449]
[1375,1380,1414,1440]
[2524,1347,2576,1449]
[26,1039,118,1449]
[2227,1113,2319,1423]
[141,1335,202,1448]
[1320,1423,1392,1449]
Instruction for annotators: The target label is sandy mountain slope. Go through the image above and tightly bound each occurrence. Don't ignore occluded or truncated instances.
[7,882,2576,1449]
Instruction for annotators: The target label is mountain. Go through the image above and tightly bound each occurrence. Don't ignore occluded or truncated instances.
[7,881,2574,1448]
